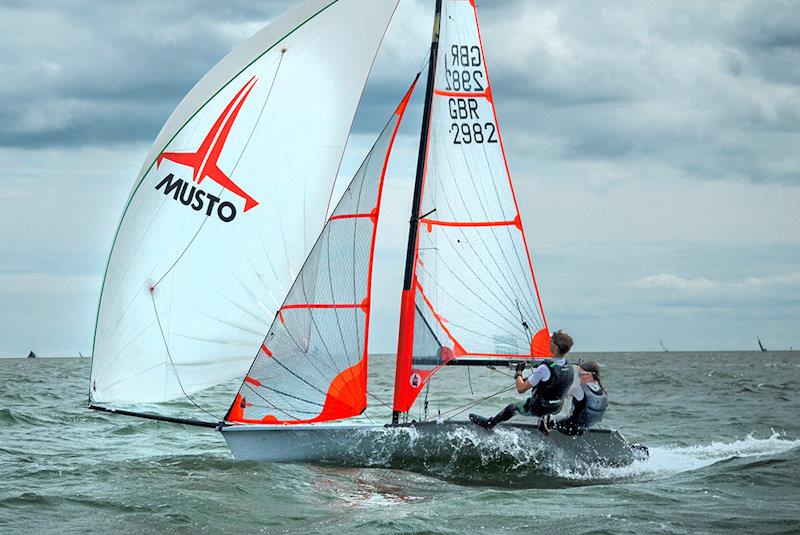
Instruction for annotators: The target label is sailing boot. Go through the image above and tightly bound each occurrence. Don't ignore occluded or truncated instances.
[470,404,517,429]
[469,413,493,429]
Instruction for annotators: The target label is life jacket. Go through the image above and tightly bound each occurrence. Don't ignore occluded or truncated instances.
[571,382,607,430]
[523,360,574,417]
[533,360,574,402]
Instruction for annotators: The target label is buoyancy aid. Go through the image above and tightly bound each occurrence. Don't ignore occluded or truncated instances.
[523,360,575,417]
[534,360,574,401]
[568,382,608,431]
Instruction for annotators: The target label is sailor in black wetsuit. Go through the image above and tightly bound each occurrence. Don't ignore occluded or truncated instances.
[552,361,608,436]
[469,330,575,433]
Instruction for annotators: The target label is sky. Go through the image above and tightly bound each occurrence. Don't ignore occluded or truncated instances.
[1,0,798,357]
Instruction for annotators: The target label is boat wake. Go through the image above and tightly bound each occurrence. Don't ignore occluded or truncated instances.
[557,432,800,483]
[312,427,799,488]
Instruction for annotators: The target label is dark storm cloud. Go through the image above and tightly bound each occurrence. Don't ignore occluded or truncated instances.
[731,0,800,85]
[0,1,292,148]
[2,0,798,186]
[468,1,800,185]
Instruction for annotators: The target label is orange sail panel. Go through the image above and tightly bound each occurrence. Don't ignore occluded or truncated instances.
[393,0,549,413]
[227,79,417,424]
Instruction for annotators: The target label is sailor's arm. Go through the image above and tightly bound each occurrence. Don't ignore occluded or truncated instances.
[516,374,532,393]
[515,363,548,393]
[514,363,531,392]
[565,383,583,415]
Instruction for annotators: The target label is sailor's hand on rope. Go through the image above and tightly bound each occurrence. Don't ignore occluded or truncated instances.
[514,362,526,375]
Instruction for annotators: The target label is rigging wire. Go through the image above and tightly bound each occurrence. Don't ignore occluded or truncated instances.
[367,390,392,409]
[439,382,517,422]
[515,299,532,340]
[421,365,517,423]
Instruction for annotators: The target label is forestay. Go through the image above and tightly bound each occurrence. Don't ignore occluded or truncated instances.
[227,81,417,424]
[90,0,399,404]
[394,0,550,413]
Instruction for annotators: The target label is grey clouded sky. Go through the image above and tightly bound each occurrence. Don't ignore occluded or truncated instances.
[1,0,798,357]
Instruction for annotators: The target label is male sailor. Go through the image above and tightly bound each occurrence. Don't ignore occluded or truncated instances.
[552,361,608,435]
[469,330,575,433]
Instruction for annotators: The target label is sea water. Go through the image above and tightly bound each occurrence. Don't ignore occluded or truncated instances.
[1,352,798,533]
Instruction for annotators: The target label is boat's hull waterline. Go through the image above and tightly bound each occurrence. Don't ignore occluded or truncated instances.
[221,421,648,467]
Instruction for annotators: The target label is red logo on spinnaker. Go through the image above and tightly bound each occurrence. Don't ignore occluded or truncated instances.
[157,77,259,212]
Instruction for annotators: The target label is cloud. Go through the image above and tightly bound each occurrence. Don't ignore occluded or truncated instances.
[0,1,291,148]
[632,274,723,293]
[474,1,800,186]
[630,271,800,301]
[1,1,798,354]
[2,0,798,189]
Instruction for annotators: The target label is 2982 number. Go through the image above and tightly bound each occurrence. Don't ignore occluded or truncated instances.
[445,69,484,92]
[450,122,498,144]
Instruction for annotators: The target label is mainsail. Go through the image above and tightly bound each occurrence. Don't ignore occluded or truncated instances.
[90,0,399,404]
[393,0,550,414]
[227,80,417,424]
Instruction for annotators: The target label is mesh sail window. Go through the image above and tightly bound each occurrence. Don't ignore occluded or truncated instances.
[394,0,550,413]
[227,81,416,424]
[90,0,399,404]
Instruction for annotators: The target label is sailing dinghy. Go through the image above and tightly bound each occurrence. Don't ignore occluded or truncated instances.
[90,0,646,469]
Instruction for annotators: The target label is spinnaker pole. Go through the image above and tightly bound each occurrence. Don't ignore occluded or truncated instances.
[392,0,442,425]
[89,404,221,429]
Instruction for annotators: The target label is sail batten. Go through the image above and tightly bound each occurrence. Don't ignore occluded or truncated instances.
[90,0,400,405]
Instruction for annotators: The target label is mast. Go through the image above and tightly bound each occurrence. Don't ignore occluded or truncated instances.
[392,0,442,425]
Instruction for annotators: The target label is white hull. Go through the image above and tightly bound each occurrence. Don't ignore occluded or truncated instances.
[221,420,647,468]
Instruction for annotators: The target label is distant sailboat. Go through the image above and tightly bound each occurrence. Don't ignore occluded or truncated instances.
[27,351,37,359]
[659,339,669,353]
[757,337,767,352]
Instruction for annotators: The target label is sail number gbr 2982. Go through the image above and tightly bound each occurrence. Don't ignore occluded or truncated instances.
[445,45,497,145]
[448,98,498,145]
[445,45,484,92]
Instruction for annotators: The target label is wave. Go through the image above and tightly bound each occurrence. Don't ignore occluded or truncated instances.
[552,432,800,482]
[0,408,40,426]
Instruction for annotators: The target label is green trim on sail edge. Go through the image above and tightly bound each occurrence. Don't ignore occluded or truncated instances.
[88,0,343,385]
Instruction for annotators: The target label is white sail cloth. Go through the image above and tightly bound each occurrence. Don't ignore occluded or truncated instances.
[91,0,398,403]
[394,0,550,412]
[415,0,549,358]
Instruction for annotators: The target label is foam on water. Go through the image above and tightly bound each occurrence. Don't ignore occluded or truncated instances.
[552,432,800,482]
